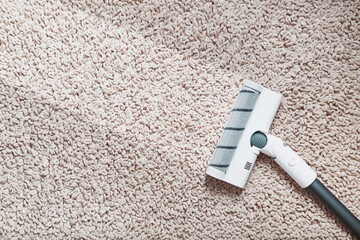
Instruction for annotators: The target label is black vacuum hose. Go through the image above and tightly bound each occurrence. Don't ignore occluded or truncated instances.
[307,178,360,238]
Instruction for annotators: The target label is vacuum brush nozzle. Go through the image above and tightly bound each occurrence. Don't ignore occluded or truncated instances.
[206,80,282,188]
[206,81,360,237]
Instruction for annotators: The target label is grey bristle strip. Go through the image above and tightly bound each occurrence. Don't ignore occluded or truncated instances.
[241,86,260,95]
[209,86,259,172]
[232,108,253,112]
[216,146,237,149]
[224,127,244,131]
[239,90,255,94]
[209,164,229,167]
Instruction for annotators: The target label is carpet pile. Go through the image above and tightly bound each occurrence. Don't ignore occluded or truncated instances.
[0,0,359,239]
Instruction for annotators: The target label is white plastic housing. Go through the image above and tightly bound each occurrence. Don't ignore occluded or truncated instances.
[260,133,317,188]
[206,80,282,188]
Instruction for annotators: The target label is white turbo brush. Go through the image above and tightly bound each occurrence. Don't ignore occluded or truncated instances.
[206,80,360,238]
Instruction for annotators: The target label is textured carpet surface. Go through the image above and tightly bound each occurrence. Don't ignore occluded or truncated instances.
[0,0,359,239]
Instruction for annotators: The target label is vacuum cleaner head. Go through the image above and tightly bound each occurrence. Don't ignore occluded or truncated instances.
[206,81,360,237]
[206,80,282,188]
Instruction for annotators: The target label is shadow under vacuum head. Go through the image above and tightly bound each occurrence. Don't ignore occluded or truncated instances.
[206,80,282,188]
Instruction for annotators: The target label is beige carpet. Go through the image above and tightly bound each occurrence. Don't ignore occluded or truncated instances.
[0,0,359,239]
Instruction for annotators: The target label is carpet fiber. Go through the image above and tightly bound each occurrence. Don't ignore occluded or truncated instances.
[0,0,359,239]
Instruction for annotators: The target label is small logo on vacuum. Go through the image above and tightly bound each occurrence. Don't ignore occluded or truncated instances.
[244,162,252,170]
